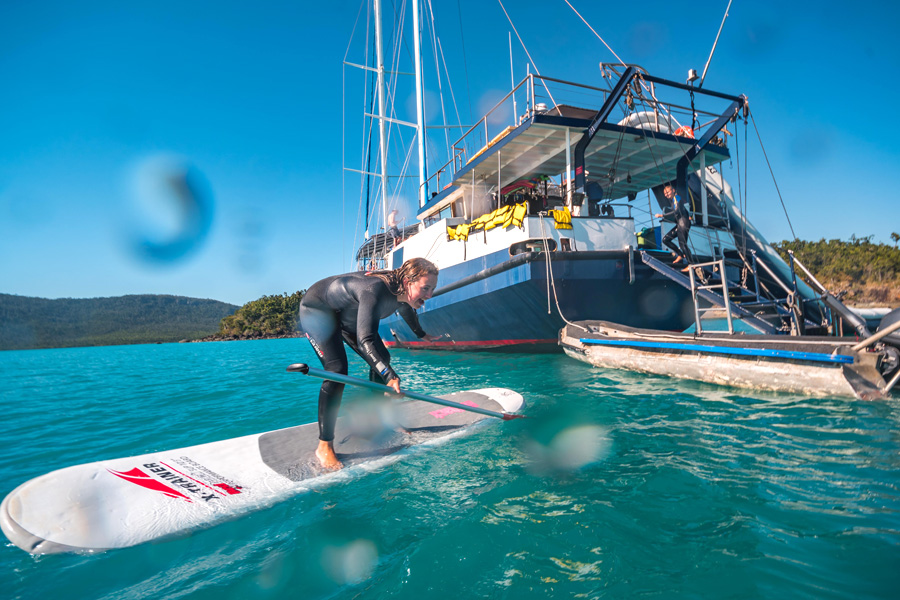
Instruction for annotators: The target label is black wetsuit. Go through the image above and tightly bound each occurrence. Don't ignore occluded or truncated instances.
[298,272,427,441]
[661,193,694,264]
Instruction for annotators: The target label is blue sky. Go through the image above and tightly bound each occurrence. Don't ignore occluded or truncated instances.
[1,1,898,306]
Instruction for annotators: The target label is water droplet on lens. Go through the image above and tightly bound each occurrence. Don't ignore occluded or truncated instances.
[523,424,612,474]
[128,155,214,264]
[321,539,378,585]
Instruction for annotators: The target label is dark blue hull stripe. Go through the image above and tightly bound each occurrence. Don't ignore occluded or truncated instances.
[380,250,693,349]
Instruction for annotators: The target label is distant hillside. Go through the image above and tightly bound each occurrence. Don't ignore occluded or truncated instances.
[0,294,239,351]
[773,235,900,307]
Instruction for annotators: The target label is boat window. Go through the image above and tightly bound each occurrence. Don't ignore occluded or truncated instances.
[509,238,558,256]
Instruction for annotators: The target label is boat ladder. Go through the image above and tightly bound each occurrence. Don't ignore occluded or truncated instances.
[689,258,733,334]
[640,251,778,334]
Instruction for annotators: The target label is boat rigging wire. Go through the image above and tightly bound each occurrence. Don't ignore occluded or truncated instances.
[734,107,746,256]
[341,0,368,264]
[363,72,377,236]
[422,0,452,158]
[699,0,733,88]
[344,0,369,62]
[344,0,369,266]
[455,0,474,123]
[749,111,797,240]
[743,108,749,249]
[630,93,702,262]
[496,0,561,115]
[562,0,626,67]
[354,1,374,254]
[436,36,465,149]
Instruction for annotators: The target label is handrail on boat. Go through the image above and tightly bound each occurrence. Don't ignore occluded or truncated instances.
[419,74,533,199]
[420,70,751,207]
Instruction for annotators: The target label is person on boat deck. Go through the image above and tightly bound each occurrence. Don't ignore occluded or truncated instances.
[298,258,440,470]
[387,209,401,245]
[655,183,694,272]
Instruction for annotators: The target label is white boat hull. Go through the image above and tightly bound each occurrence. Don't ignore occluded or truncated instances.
[560,321,890,399]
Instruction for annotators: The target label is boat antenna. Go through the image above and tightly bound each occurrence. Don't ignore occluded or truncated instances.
[698,0,732,88]
[412,0,427,207]
[509,32,517,123]
[496,0,561,114]
[374,0,390,233]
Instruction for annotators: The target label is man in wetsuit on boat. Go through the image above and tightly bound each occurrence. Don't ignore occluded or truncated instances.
[298,258,440,470]
[655,183,694,272]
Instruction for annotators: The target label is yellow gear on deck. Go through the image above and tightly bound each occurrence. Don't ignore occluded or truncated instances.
[447,202,528,241]
[549,207,573,229]
[447,222,471,241]
[511,202,526,225]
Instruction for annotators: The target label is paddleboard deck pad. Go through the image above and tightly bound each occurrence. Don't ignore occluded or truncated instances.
[1,387,523,554]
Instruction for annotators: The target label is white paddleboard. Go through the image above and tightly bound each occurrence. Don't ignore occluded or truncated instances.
[1,387,523,554]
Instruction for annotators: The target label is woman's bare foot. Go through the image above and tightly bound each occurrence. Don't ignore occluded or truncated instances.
[315,441,343,470]
[672,254,683,264]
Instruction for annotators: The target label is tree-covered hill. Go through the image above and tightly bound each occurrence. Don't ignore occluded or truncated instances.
[214,291,304,339]
[772,235,900,307]
[0,294,238,350]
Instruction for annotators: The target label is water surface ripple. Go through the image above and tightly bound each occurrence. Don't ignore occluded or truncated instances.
[2,340,898,599]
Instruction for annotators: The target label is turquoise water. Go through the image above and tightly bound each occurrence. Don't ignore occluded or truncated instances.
[2,339,899,599]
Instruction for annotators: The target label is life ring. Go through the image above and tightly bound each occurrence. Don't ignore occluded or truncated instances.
[673,126,694,138]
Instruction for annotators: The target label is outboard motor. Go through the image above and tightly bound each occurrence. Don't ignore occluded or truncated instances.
[878,308,900,347]
[877,308,900,381]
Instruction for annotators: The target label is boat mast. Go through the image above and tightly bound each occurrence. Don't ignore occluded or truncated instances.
[373,0,389,230]
[412,0,427,207]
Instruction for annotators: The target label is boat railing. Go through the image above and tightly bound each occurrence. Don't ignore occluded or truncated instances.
[420,75,533,196]
[688,254,790,334]
[786,250,873,338]
[354,224,421,271]
[728,250,788,314]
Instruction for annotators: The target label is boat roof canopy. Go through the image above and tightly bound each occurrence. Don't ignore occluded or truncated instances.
[418,109,731,219]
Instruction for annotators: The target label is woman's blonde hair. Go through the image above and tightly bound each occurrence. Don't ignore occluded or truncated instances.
[367,257,438,295]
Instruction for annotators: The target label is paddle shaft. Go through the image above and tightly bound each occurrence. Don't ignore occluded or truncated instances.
[287,363,521,420]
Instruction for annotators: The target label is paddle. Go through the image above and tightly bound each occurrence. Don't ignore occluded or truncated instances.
[287,363,524,421]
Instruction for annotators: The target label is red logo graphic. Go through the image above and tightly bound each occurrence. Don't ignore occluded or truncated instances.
[108,467,192,502]
[214,483,243,495]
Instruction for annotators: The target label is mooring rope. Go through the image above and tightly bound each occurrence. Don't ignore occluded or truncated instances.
[538,213,588,332]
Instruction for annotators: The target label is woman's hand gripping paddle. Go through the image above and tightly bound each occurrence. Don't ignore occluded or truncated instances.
[287,363,525,421]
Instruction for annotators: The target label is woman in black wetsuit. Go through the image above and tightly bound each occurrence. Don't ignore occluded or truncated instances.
[655,183,694,272]
[298,258,439,470]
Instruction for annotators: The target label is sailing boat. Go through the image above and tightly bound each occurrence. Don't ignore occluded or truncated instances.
[343,1,844,352]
